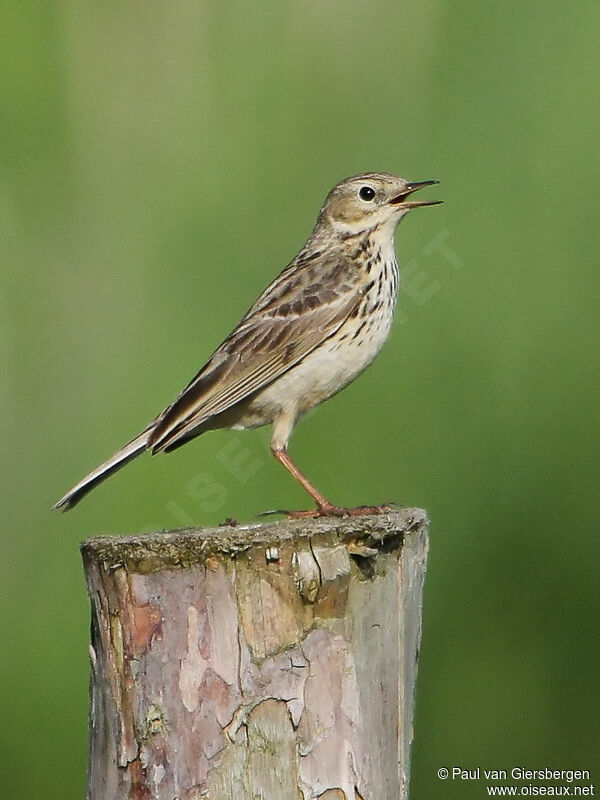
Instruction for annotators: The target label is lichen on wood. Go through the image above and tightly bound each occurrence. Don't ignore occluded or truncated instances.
[82,508,428,800]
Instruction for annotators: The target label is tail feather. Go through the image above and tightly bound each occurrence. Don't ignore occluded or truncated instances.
[52,428,151,512]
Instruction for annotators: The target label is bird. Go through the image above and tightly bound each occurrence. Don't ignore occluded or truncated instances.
[53,172,440,517]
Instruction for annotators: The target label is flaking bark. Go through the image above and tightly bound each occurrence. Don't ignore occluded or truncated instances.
[82,509,428,800]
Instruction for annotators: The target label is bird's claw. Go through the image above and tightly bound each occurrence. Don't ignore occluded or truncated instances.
[284,503,398,520]
[256,508,290,518]
[257,502,400,521]
[288,505,347,519]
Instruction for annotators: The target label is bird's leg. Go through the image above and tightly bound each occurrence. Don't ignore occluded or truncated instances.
[269,446,395,519]
[271,447,343,517]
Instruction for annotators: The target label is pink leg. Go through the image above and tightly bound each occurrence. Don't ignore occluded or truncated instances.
[272,447,340,515]
[271,447,394,519]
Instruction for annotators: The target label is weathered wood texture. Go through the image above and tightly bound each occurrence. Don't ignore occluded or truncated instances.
[81,508,429,800]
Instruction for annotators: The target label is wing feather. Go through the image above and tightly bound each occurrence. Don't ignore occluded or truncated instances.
[149,258,363,452]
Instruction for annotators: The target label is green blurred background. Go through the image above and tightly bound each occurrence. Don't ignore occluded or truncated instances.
[2,1,599,797]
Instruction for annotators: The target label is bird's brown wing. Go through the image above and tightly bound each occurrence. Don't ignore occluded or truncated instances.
[149,260,364,453]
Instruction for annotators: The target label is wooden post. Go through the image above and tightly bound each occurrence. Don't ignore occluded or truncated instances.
[81,508,428,800]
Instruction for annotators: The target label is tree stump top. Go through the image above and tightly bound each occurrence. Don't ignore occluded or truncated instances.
[80,507,428,572]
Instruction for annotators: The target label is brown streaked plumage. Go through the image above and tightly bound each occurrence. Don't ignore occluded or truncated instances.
[53,172,440,515]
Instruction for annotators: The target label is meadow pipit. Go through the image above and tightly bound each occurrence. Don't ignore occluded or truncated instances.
[54,172,440,517]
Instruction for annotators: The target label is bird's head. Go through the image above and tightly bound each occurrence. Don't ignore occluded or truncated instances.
[319,172,441,237]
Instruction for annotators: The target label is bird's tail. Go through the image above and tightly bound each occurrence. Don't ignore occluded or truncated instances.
[52,427,152,512]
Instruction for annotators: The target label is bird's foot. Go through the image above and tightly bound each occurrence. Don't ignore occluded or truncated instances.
[262,502,398,520]
[286,503,346,519]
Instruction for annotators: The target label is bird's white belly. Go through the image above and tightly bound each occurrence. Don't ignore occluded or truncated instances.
[244,299,395,423]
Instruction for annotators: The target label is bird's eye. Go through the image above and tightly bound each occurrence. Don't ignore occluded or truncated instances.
[359,186,376,201]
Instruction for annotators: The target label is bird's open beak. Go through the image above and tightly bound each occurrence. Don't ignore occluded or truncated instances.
[389,179,441,209]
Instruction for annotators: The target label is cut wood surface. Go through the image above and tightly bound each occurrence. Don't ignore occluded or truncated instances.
[81,508,429,800]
